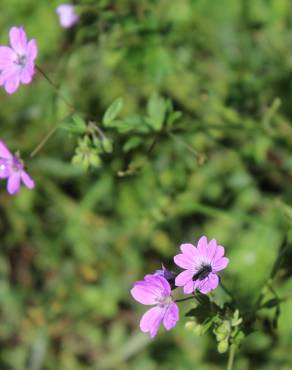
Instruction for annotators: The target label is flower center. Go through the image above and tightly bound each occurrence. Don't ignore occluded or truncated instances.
[0,164,6,171]
[193,264,212,281]
[15,54,27,67]
[156,295,172,307]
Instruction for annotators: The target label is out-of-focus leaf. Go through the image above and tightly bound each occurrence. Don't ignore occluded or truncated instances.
[103,97,124,127]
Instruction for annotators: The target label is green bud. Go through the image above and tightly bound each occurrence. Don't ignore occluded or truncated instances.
[218,340,229,354]
[193,324,204,336]
[102,138,113,153]
[89,153,101,168]
[185,321,196,331]
[215,331,228,342]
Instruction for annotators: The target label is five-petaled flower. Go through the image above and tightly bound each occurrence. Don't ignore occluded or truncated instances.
[0,140,35,195]
[131,274,179,338]
[56,4,79,29]
[0,26,37,94]
[174,236,229,294]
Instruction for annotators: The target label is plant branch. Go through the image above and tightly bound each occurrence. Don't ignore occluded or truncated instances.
[227,345,236,370]
[175,296,197,303]
[36,65,75,111]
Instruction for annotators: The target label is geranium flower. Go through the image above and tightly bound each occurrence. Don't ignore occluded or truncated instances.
[174,236,229,294]
[131,274,179,338]
[0,140,35,195]
[0,26,37,94]
[56,4,79,28]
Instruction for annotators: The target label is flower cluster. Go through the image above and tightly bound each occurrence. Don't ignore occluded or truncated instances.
[0,4,78,195]
[130,236,229,338]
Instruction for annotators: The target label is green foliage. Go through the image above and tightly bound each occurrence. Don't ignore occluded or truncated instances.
[102,97,124,127]
[1,0,292,369]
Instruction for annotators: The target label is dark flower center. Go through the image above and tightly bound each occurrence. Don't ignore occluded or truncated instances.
[15,54,27,67]
[192,264,212,281]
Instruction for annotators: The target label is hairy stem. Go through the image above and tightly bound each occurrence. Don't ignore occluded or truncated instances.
[227,345,236,370]
[29,114,72,158]
[36,65,75,111]
[30,125,59,158]
[175,295,196,303]
[220,281,234,300]
[167,131,199,157]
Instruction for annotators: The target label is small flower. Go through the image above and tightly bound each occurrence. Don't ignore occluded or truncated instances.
[0,26,37,94]
[56,4,79,29]
[131,274,179,338]
[0,140,35,195]
[174,236,229,295]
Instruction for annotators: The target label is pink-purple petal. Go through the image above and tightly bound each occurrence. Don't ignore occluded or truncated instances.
[175,269,194,287]
[0,46,15,67]
[163,302,179,331]
[0,141,12,159]
[9,26,27,54]
[7,173,21,195]
[183,280,194,294]
[212,245,225,263]
[144,275,171,296]
[20,67,33,84]
[27,39,38,60]
[205,238,217,262]
[21,171,35,189]
[131,283,160,305]
[212,257,229,272]
[4,74,20,94]
[180,243,198,258]
[197,235,208,255]
[140,306,165,338]
[199,273,219,294]
[0,160,9,178]
[174,253,195,270]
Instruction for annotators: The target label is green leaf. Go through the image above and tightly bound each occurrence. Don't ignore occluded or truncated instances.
[110,115,150,134]
[123,136,143,152]
[61,114,87,134]
[103,98,123,127]
[146,93,167,131]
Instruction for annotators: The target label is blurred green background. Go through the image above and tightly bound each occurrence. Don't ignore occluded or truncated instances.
[1,0,292,369]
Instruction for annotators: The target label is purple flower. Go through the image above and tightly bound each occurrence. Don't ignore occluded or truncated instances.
[131,274,179,338]
[56,4,79,29]
[174,236,229,295]
[0,27,37,94]
[0,140,35,195]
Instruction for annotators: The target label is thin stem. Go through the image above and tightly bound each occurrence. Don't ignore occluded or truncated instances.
[29,114,72,158]
[36,65,75,111]
[280,292,292,302]
[88,121,107,140]
[220,282,234,300]
[30,125,60,158]
[175,296,196,303]
[227,345,236,370]
[167,131,199,157]
[257,292,292,310]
